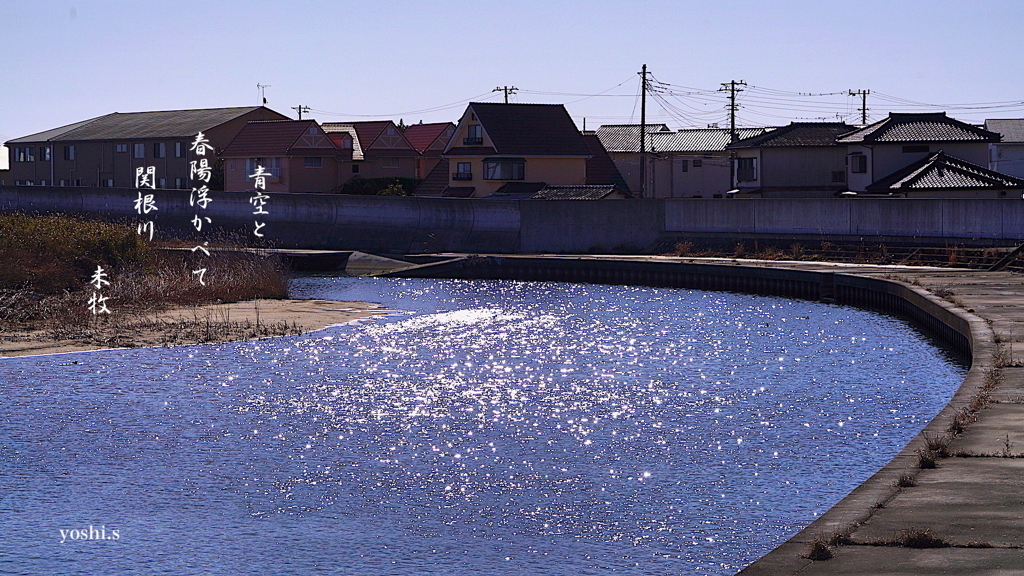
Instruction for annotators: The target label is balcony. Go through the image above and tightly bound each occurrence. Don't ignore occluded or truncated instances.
[463,137,483,146]
[452,172,473,181]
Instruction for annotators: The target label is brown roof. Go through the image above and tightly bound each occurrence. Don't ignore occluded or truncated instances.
[583,134,629,190]
[7,106,288,143]
[219,120,341,157]
[403,122,455,154]
[530,185,626,200]
[449,102,591,156]
[412,159,449,197]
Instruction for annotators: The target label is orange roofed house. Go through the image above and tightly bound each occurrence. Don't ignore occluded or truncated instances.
[437,103,595,198]
[321,120,421,183]
[219,120,350,193]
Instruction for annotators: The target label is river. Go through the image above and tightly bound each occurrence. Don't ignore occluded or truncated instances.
[0,277,965,575]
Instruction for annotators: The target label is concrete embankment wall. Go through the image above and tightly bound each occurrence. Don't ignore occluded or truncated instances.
[4,185,1024,253]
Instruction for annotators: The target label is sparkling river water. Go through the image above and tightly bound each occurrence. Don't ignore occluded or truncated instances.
[0,277,965,575]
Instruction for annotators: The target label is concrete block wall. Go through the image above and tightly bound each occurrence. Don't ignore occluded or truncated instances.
[4,186,1024,254]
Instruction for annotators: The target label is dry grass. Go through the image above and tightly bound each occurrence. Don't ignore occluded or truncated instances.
[0,213,293,346]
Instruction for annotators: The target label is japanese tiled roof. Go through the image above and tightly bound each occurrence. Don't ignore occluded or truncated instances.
[730,122,855,148]
[7,107,281,143]
[530,185,625,200]
[838,113,1000,144]
[651,127,770,153]
[985,119,1024,143]
[865,150,1024,193]
[321,124,363,160]
[220,120,341,158]
[593,124,671,153]
[452,103,591,156]
[403,122,455,154]
[582,134,629,190]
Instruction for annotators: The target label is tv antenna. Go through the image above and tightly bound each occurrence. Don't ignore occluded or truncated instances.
[257,83,271,105]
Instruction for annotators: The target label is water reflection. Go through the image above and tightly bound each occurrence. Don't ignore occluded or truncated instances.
[0,278,964,576]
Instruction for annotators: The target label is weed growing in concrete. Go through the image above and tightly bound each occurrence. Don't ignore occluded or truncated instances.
[805,537,833,561]
[896,528,948,548]
[894,473,917,488]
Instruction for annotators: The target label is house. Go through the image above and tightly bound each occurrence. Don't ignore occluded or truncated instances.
[837,112,1000,193]
[597,125,769,198]
[985,119,1024,179]
[402,122,456,179]
[321,120,419,182]
[219,120,349,193]
[4,106,288,188]
[440,102,593,198]
[856,150,1024,198]
[727,122,856,197]
[593,123,670,192]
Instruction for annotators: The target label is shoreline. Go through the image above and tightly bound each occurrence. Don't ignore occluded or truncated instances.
[0,298,389,359]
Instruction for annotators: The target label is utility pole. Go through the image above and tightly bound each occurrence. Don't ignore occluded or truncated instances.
[719,80,746,143]
[257,83,271,105]
[639,64,649,199]
[720,80,745,190]
[849,89,870,125]
[493,86,518,104]
[292,105,311,120]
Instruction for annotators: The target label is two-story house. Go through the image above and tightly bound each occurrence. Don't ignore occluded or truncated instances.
[441,103,592,198]
[837,112,1001,193]
[5,106,288,189]
[727,122,855,197]
[219,120,350,193]
[321,121,420,183]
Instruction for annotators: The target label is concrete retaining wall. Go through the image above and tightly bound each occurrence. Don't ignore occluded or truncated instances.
[4,186,1024,254]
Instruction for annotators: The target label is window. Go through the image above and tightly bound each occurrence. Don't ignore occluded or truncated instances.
[103,179,114,187]
[305,157,323,168]
[73,178,82,186]
[58,179,69,186]
[831,171,846,183]
[64,145,75,161]
[483,158,525,180]
[382,157,399,169]
[453,162,472,180]
[134,143,145,159]
[736,157,756,182]
[38,180,47,186]
[342,136,353,149]
[40,146,51,161]
[464,124,483,145]
[175,142,186,158]
[116,143,128,153]
[153,142,166,158]
[679,159,689,172]
[693,159,702,168]
[245,157,281,179]
[352,164,360,174]
[14,147,34,162]
[174,177,186,188]
[850,154,867,173]
[902,145,929,153]
[157,177,166,188]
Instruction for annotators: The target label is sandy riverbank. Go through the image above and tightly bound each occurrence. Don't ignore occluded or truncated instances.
[0,299,388,358]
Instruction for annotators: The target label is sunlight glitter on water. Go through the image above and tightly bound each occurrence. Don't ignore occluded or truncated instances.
[0,277,965,576]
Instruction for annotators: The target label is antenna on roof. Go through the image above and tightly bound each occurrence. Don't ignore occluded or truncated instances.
[292,105,311,120]
[257,84,271,106]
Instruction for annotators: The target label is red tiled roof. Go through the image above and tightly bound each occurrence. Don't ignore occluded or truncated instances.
[403,122,455,154]
[219,120,341,157]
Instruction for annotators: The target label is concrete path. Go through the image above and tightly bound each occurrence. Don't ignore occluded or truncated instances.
[709,260,1024,574]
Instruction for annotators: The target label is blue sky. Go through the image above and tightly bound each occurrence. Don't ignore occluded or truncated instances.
[2,0,1023,144]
